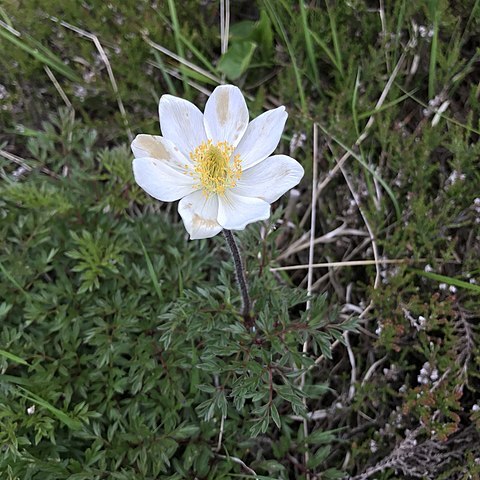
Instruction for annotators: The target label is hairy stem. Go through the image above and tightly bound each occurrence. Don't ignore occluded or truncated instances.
[222,229,254,328]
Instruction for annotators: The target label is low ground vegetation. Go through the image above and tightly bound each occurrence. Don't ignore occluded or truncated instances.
[1,1,479,478]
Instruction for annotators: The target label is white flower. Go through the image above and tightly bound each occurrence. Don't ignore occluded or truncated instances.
[131,85,304,239]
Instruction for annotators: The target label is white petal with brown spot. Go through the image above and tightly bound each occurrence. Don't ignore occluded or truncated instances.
[203,85,249,147]
[178,190,222,240]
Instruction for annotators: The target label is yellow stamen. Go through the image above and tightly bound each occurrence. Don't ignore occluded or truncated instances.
[189,140,242,195]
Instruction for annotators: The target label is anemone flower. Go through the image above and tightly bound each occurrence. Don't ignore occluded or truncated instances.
[132,85,304,240]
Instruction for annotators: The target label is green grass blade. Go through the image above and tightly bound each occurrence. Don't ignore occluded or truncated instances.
[393,0,407,65]
[149,58,217,86]
[167,0,190,94]
[398,86,480,134]
[145,35,221,86]
[0,260,27,296]
[0,374,31,386]
[428,0,440,99]
[264,0,307,113]
[461,0,480,42]
[358,89,417,119]
[0,6,14,27]
[310,30,342,74]
[319,124,401,221]
[410,269,480,294]
[299,0,320,90]
[0,24,81,83]
[326,0,344,77]
[175,34,218,76]
[155,9,218,75]
[30,36,80,74]
[16,386,83,430]
[0,349,29,366]
[138,238,163,302]
[352,67,361,137]
[151,51,178,95]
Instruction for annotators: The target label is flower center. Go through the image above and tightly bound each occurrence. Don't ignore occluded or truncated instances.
[189,140,242,195]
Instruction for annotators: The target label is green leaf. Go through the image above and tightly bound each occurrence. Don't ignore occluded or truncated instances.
[323,468,346,479]
[229,10,273,61]
[255,459,286,472]
[217,41,257,80]
[303,384,332,398]
[307,445,331,469]
[0,374,32,386]
[0,302,13,319]
[270,403,281,429]
[229,20,257,40]
[256,10,274,60]
[169,424,200,440]
[306,429,337,445]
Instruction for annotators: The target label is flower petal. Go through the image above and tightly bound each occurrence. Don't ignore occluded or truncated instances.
[232,155,304,203]
[234,106,288,169]
[217,191,270,230]
[204,85,249,147]
[133,157,196,202]
[159,95,207,158]
[178,191,222,239]
[131,134,193,170]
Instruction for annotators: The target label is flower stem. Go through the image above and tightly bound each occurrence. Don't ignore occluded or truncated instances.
[222,229,254,328]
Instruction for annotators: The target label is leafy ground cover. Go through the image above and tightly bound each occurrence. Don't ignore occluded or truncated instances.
[1,0,479,478]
